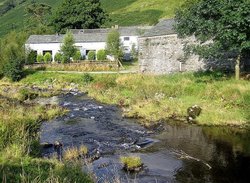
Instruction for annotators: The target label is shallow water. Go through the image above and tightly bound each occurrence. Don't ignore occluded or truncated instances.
[39,93,250,183]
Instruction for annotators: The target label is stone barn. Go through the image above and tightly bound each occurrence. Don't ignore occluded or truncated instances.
[138,19,237,74]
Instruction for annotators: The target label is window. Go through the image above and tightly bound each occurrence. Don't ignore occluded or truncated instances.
[124,37,130,41]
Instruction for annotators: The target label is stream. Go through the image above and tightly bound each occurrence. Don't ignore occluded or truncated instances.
[39,92,250,183]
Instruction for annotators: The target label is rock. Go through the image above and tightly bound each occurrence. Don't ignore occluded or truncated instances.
[187,105,202,122]
[40,142,53,148]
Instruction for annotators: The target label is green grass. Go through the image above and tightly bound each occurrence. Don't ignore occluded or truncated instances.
[0,0,185,36]
[13,71,250,127]
[0,85,92,182]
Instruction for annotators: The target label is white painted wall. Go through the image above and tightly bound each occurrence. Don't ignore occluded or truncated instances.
[25,43,61,61]
[120,36,138,52]
[25,36,139,61]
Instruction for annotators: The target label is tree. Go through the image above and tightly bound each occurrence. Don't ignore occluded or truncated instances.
[24,3,53,34]
[0,31,27,81]
[106,29,123,60]
[51,0,108,33]
[3,43,24,81]
[175,0,250,79]
[60,31,77,63]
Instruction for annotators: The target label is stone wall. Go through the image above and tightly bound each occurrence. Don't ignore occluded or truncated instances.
[138,34,235,74]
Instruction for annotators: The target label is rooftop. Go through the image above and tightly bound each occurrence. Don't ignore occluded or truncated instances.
[142,19,176,37]
[26,26,152,44]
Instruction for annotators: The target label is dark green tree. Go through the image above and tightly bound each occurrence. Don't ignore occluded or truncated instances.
[51,0,108,33]
[60,31,77,63]
[175,0,250,79]
[24,3,53,34]
[0,31,27,80]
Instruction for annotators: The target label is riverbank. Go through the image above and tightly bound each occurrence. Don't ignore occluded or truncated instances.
[0,89,93,182]
[2,70,248,127]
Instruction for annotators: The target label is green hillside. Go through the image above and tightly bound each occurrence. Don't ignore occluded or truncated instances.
[0,0,184,36]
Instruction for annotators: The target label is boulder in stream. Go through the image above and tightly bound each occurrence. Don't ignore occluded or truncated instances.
[187,105,202,123]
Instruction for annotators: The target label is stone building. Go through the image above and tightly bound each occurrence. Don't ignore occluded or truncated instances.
[138,19,237,74]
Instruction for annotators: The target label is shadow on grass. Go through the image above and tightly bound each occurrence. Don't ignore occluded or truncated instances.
[193,70,233,83]
[22,67,46,79]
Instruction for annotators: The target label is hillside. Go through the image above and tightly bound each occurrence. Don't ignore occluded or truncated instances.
[0,0,184,36]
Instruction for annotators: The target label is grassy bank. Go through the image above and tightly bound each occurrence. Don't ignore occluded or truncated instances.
[0,86,93,182]
[12,70,250,127]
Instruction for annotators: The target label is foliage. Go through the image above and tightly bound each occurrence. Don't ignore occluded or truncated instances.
[106,29,123,60]
[36,53,44,63]
[73,50,82,62]
[83,73,94,83]
[54,52,63,62]
[0,31,27,79]
[60,31,77,63]
[43,52,52,63]
[2,43,24,81]
[97,49,107,61]
[120,156,142,169]
[175,0,250,78]
[51,0,108,33]
[87,51,96,60]
[0,0,186,37]
[26,50,37,65]
[24,2,54,35]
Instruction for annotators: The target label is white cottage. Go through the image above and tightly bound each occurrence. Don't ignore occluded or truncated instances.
[25,26,152,61]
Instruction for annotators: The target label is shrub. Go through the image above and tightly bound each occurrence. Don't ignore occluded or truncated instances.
[3,43,24,81]
[54,52,63,62]
[64,147,79,161]
[120,156,142,169]
[79,145,88,156]
[73,50,82,62]
[37,54,44,63]
[87,51,96,60]
[26,50,37,65]
[18,88,38,101]
[97,49,107,61]
[83,73,94,83]
[43,52,52,63]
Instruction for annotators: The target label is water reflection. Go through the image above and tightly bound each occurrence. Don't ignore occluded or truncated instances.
[155,125,250,183]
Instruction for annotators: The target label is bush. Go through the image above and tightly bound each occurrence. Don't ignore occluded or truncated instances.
[54,52,63,62]
[83,73,94,83]
[43,52,52,63]
[97,49,107,61]
[73,50,82,62]
[120,156,142,169]
[87,51,96,60]
[37,54,44,63]
[26,50,37,65]
[3,43,24,81]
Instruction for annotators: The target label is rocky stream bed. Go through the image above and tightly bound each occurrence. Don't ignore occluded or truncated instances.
[38,92,250,183]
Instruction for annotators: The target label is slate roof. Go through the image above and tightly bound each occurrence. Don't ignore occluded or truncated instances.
[26,26,151,44]
[70,26,152,36]
[142,19,176,37]
[26,33,108,44]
